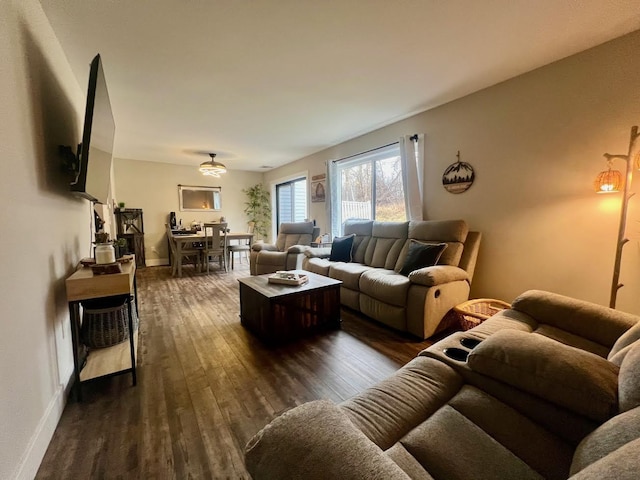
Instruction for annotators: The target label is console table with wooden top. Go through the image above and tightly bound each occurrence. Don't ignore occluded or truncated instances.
[65,257,139,401]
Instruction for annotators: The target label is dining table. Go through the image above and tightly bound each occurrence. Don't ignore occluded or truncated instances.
[170,230,254,277]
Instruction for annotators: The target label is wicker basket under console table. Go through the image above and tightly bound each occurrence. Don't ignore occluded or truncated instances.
[65,256,139,401]
[238,271,342,343]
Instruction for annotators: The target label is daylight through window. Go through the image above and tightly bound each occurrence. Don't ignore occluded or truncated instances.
[276,177,307,231]
[333,143,406,231]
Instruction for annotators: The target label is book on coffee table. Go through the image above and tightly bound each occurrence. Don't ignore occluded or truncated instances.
[267,271,309,286]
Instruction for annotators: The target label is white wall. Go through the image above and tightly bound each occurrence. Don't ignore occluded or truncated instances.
[113,158,264,264]
[264,30,640,316]
[1,1,92,478]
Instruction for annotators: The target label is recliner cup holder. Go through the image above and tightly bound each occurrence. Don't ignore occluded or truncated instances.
[443,347,469,362]
[460,337,482,349]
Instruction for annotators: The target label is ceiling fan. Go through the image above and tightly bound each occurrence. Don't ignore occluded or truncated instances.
[199,153,227,177]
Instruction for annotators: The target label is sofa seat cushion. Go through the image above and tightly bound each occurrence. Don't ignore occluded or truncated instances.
[448,386,573,480]
[534,325,610,358]
[329,262,374,290]
[359,269,411,307]
[467,330,619,422]
[340,357,462,450]
[304,257,332,276]
[400,403,544,480]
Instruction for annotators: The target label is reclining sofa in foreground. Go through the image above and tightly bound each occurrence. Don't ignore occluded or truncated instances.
[245,290,640,479]
[303,219,481,339]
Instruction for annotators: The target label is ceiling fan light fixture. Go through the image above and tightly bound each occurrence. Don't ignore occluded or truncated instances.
[199,153,227,177]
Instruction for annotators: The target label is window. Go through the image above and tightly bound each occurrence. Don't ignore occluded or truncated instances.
[333,143,405,231]
[276,177,307,230]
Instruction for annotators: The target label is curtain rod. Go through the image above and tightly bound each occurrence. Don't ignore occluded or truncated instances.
[331,134,419,163]
[331,141,399,163]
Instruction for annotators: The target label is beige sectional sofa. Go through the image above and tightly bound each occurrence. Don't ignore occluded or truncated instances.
[245,290,640,479]
[302,219,481,339]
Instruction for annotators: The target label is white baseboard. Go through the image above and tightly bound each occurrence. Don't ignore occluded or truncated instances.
[11,381,70,480]
[145,258,169,267]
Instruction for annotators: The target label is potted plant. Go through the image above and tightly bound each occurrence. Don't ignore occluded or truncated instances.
[243,183,271,241]
[115,237,129,258]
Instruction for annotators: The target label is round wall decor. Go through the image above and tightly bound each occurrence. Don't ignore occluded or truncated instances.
[442,151,475,194]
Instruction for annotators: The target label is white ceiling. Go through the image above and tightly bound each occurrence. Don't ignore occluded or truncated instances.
[39,0,640,172]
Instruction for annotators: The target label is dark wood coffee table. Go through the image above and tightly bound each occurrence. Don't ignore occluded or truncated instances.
[238,270,342,343]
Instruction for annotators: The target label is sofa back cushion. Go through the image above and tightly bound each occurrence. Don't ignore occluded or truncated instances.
[609,321,640,365]
[619,341,640,413]
[467,330,620,422]
[364,222,409,269]
[395,220,468,271]
[570,406,640,476]
[343,219,374,264]
[276,222,315,251]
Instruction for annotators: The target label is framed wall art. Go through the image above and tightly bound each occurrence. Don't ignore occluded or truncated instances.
[311,174,326,203]
[442,151,475,194]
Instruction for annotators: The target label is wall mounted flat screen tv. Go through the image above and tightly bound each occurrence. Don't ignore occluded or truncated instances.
[70,54,115,204]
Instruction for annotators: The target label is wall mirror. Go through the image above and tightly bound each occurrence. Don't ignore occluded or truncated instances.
[178,185,221,211]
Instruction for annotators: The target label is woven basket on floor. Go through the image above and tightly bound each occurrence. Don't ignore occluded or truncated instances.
[81,298,132,348]
[453,298,511,331]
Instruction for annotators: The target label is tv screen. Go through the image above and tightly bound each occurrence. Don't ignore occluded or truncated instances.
[70,54,115,204]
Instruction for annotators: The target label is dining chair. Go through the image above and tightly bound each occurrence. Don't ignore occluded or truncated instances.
[228,221,255,269]
[165,223,201,276]
[202,222,228,274]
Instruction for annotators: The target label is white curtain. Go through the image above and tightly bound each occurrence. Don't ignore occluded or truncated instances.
[326,160,340,238]
[400,134,424,221]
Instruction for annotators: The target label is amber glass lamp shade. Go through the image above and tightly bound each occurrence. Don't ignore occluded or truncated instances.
[594,168,622,193]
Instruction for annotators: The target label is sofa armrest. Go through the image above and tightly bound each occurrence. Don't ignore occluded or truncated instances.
[467,330,619,422]
[408,265,469,287]
[245,400,410,480]
[512,290,640,348]
[287,244,311,254]
[252,243,278,253]
[304,247,332,259]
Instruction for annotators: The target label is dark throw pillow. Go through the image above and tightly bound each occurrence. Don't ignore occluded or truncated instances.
[329,234,355,262]
[399,240,447,276]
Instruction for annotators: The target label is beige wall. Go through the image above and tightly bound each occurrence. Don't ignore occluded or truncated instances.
[265,30,640,315]
[113,158,264,264]
[1,1,91,478]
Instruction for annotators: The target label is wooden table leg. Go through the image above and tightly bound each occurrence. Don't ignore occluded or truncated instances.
[177,240,183,277]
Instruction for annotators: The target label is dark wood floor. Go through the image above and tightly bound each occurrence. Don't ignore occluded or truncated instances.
[37,263,437,479]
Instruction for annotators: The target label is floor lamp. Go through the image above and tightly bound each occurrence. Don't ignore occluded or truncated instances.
[594,126,640,308]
